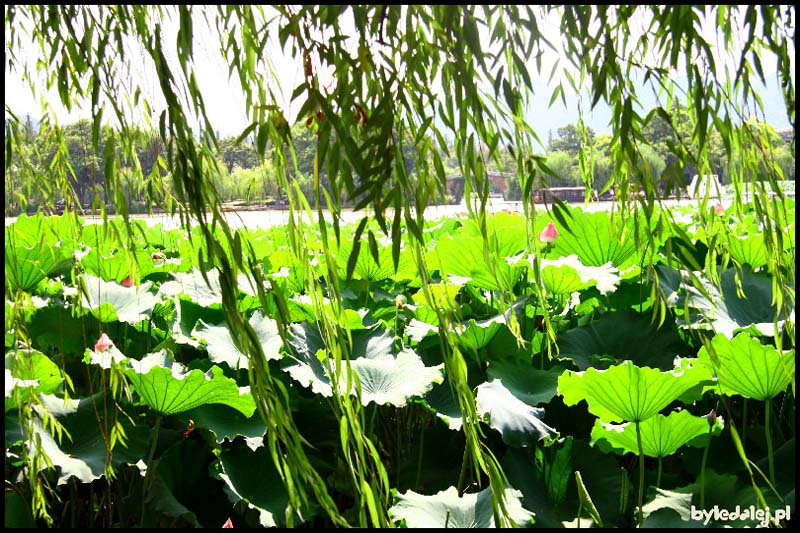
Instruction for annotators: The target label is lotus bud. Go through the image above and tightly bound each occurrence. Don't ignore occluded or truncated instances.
[395,294,407,309]
[714,203,725,216]
[222,518,233,528]
[94,333,113,353]
[539,222,558,243]
[121,275,133,288]
[707,408,716,427]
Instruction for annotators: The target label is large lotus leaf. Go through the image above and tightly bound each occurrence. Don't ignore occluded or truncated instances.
[555,309,691,371]
[646,470,780,527]
[476,380,557,447]
[423,379,464,431]
[412,283,463,310]
[79,247,158,283]
[169,299,226,348]
[5,490,36,528]
[151,439,232,528]
[192,310,283,370]
[486,361,563,407]
[336,235,414,282]
[656,265,791,338]
[80,274,159,325]
[22,392,149,485]
[591,410,724,458]
[5,214,74,292]
[639,488,698,526]
[285,324,443,406]
[406,319,439,343]
[457,314,510,351]
[123,350,256,416]
[539,255,620,295]
[5,347,63,397]
[541,264,585,296]
[550,209,642,269]
[218,438,314,527]
[389,486,534,528]
[351,349,444,406]
[433,234,518,291]
[725,234,768,269]
[177,404,267,448]
[158,268,223,307]
[558,360,711,423]
[697,333,795,401]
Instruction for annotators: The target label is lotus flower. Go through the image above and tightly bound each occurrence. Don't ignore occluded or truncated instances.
[714,202,725,216]
[707,408,717,427]
[121,275,133,288]
[222,518,233,528]
[94,333,113,353]
[539,222,558,243]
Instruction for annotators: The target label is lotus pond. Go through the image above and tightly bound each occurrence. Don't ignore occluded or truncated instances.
[4,200,795,528]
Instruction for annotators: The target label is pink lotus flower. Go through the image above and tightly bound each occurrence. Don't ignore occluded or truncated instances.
[714,203,725,216]
[121,275,133,288]
[539,222,558,243]
[94,333,113,353]
[222,518,233,528]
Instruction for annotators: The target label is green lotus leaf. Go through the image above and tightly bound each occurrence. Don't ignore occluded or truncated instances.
[423,379,464,431]
[5,214,74,292]
[697,332,795,401]
[177,404,267,447]
[591,409,724,458]
[656,265,791,338]
[645,470,776,527]
[725,234,768,269]
[79,247,159,283]
[336,234,414,282]
[540,255,620,295]
[550,209,644,269]
[80,274,159,325]
[476,380,557,447]
[157,268,223,307]
[217,438,314,527]
[412,283,462,310]
[555,309,691,371]
[123,350,256,416]
[557,360,712,423]
[192,310,283,370]
[285,324,443,406]
[486,361,563,407]
[5,347,63,397]
[541,264,585,296]
[20,392,149,485]
[458,313,510,351]
[406,319,439,343]
[433,232,520,291]
[151,439,232,528]
[389,486,534,528]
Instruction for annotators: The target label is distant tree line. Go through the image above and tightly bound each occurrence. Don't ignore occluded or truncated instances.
[5,101,793,216]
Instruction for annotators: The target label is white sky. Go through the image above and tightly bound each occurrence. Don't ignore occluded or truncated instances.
[4,6,794,139]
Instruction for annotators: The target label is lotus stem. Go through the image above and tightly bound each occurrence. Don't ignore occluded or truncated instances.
[699,424,712,509]
[635,420,644,526]
[765,400,775,486]
[140,413,162,527]
[656,457,662,488]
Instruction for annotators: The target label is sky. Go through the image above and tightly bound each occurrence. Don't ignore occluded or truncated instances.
[4,6,795,142]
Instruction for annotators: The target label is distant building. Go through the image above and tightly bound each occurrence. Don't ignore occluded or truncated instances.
[777,128,793,146]
[445,171,512,202]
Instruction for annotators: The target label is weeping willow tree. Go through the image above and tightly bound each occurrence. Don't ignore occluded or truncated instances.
[5,5,795,527]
